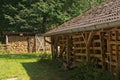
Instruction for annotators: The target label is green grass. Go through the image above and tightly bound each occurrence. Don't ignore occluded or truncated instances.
[0,53,75,80]
[0,53,113,80]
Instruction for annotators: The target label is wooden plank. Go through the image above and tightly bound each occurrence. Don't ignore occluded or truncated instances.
[73,42,80,45]
[94,40,101,43]
[72,35,83,38]
[90,54,102,59]
[75,53,87,56]
[94,47,102,50]
[74,47,86,50]
[109,41,116,44]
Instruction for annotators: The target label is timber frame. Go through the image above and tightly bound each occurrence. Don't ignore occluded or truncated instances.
[50,28,120,76]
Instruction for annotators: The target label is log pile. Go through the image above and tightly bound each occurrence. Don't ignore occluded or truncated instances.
[28,36,36,52]
[8,36,35,53]
[0,44,13,53]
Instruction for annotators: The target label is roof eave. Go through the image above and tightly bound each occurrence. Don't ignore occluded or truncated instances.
[44,20,120,36]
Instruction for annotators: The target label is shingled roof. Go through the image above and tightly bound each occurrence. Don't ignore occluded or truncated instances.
[45,0,120,36]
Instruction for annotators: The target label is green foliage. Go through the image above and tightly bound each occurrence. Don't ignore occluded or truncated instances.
[37,52,52,61]
[69,62,113,80]
[0,0,106,33]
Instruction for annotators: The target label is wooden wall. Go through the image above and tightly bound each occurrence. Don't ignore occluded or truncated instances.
[51,28,120,75]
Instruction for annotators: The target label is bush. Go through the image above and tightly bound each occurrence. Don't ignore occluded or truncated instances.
[38,52,52,61]
[69,62,113,80]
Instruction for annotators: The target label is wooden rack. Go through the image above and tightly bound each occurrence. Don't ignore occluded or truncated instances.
[89,31,104,68]
[106,30,120,72]
[72,33,87,64]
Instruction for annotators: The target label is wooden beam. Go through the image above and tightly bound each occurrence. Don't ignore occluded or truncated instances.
[86,31,94,47]
[81,32,87,45]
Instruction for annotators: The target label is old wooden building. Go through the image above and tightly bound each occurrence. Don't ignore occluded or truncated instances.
[4,32,51,53]
[45,0,120,76]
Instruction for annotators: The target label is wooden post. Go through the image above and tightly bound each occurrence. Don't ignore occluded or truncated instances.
[66,35,72,65]
[66,35,69,65]
[51,36,55,59]
[100,31,105,70]
[86,31,94,61]
[5,35,8,53]
[43,36,46,52]
[6,35,8,44]
[35,34,37,52]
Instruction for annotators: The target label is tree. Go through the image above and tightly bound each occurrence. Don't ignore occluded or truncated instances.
[0,0,106,33]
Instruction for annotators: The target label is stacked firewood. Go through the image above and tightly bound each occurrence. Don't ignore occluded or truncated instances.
[8,36,35,53]
[8,36,28,53]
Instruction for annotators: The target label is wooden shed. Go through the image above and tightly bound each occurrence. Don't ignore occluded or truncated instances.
[4,32,51,53]
[45,0,120,76]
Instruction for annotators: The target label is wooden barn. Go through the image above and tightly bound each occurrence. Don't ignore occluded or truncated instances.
[45,0,120,76]
[3,32,51,53]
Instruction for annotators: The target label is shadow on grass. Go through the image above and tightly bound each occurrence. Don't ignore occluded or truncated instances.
[22,59,74,80]
[0,54,39,59]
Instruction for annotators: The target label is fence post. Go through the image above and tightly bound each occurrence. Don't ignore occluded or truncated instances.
[6,35,8,44]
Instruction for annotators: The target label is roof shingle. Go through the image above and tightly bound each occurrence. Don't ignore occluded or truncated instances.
[45,0,120,35]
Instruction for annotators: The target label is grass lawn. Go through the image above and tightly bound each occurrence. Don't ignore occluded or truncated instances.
[0,53,75,80]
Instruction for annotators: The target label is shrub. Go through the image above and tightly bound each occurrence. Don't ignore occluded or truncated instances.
[38,52,52,61]
[69,62,113,80]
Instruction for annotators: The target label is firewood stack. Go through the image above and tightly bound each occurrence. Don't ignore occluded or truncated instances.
[8,36,35,53]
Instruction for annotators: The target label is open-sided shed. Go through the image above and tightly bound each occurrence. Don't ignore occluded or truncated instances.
[3,32,51,53]
[45,0,120,77]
